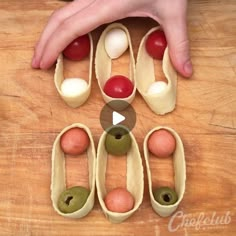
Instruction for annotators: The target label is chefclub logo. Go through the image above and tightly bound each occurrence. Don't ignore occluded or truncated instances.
[168,210,232,233]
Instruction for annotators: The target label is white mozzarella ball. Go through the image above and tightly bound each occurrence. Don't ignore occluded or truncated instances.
[61,78,88,97]
[147,81,168,95]
[105,28,129,59]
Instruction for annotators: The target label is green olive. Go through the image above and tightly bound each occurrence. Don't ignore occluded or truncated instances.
[105,126,131,156]
[58,186,90,213]
[153,187,178,205]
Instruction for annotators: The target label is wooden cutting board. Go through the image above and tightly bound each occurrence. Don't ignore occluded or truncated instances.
[0,0,235,235]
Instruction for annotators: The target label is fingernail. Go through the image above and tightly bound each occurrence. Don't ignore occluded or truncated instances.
[184,60,193,77]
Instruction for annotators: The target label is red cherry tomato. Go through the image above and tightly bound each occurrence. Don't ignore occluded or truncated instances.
[103,75,134,98]
[63,34,90,61]
[145,30,167,60]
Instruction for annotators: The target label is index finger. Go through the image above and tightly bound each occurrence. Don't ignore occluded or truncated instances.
[39,2,114,69]
[32,0,96,68]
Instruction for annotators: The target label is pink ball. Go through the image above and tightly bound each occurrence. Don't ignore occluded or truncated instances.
[148,129,176,158]
[104,187,134,213]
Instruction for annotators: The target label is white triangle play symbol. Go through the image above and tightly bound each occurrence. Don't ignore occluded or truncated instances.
[112,111,125,125]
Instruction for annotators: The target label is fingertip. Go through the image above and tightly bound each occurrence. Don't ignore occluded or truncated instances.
[168,47,193,78]
[172,58,193,78]
[32,43,42,69]
[183,60,193,77]
[31,56,39,69]
[39,56,56,70]
[39,60,48,70]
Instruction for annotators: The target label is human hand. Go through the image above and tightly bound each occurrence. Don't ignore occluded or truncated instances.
[32,0,192,77]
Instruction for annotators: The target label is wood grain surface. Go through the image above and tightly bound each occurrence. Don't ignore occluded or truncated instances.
[0,0,235,235]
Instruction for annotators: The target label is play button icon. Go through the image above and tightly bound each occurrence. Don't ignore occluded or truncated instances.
[100,100,136,132]
[112,111,125,125]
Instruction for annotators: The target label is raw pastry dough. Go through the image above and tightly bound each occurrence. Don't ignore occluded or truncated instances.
[95,23,136,105]
[54,33,93,108]
[143,126,186,217]
[136,27,177,115]
[96,127,144,223]
[51,123,96,218]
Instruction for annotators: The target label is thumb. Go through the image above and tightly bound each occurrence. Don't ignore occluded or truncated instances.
[163,16,193,78]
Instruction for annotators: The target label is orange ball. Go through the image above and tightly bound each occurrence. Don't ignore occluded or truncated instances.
[148,129,176,158]
[60,128,90,155]
[104,187,134,213]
